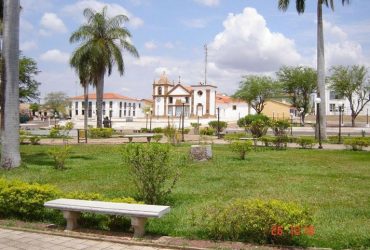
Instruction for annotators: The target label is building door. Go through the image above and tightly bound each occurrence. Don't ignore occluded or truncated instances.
[196,104,203,116]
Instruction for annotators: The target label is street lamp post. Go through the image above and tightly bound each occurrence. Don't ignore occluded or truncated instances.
[54,112,57,127]
[217,107,220,139]
[109,108,112,128]
[316,97,323,149]
[290,113,294,136]
[181,98,186,142]
[338,102,343,144]
[366,109,369,128]
[149,108,153,132]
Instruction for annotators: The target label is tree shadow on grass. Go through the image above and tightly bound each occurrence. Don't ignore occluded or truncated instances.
[21,152,54,167]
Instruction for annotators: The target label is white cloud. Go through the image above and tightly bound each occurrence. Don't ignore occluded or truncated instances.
[209,7,302,73]
[40,49,70,64]
[164,42,175,49]
[63,0,144,28]
[183,18,207,29]
[324,21,347,41]
[40,12,67,34]
[194,0,220,7]
[144,41,157,50]
[326,41,368,67]
[20,41,38,51]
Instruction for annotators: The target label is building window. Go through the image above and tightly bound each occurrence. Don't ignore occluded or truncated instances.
[82,110,85,115]
[103,110,106,116]
[109,101,113,109]
[88,102,92,118]
[119,110,122,118]
[128,103,131,108]
[169,97,173,104]
[128,110,131,116]
[109,110,113,117]
[75,110,78,115]
[124,110,126,116]
[133,103,136,109]
[330,103,336,112]
[197,90,203,96]
[133,111,135,117]
[138,103,141,108]
[124,102,127,108]
[330,91,343,100]
[119,102,122,109]
[232,105,237,110]
[158,87,162,95]
[185,97,189,103]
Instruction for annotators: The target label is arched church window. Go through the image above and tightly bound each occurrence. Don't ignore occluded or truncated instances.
[197,90,203,96]
[158,87,162,95]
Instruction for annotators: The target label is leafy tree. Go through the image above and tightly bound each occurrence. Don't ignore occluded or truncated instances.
[70,7,139,128]
[276,66,317,125]
[19,55,41,103]
[278,0,350,139]
[43,92,69,116]
[329,65,370,127]
[1,0,21,168]
[233,75,277,114]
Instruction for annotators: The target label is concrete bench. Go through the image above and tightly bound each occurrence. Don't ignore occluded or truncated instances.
[239,137,258,145]
[44,198,170,237]
[122,133,155,143]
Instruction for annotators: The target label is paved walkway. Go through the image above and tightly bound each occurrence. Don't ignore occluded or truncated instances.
[0,228,173,250]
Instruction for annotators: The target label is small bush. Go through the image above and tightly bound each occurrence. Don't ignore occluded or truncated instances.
[88,128,113,138]
[153,134,163,142]
[122,143,183,204]
[270,120,290,136]
[200,127,215,136]
[224,133,246,142]
[48,145,71,170]
[30,136,41,145]
[49,127,61,138]
[198,199,312,245]
[344,137,370,151]
[190,122,201,128]
[178,128,191,134]
[230,140,252,159]
[0,178,60,220]
[259,136,274,147]
[238,114,270,138]
[163,126,179,145]
[272,135,289,150]
[208,121,228,132]
[152,127,163,133]
[140,128,149,133]
[297,137,316,149]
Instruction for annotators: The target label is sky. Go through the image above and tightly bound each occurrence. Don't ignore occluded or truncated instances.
[19,0,370,102]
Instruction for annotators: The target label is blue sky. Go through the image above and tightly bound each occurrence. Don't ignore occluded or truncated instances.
[19,0,370,101]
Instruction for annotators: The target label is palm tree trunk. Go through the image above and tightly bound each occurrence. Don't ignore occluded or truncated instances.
[83,83,88,130]
[1,0,21,168]
[96,73,104,128]
[317,0,327,139]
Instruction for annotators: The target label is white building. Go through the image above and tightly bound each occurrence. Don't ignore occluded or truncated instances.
[69,93,151,122]
[152,72,217,118]
[216,94,252,121]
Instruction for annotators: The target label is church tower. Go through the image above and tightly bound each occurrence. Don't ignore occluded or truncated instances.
[152,72,173,117]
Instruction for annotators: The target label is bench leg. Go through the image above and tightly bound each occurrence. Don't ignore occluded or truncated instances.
[63,211,80,230]
[147,137,151,143]
[131,217,147,238]
[129,137,133,143]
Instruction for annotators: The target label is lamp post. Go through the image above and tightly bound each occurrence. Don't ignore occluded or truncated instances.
[366,109,369,128]
[217,107,220,139]
[54,112,58,127]
[290,113,294,136]
[315,97,323,149]
[109,108,112,128]
[145,111,149,130]
[338,102,343,144]
[181,98,186,142]
[149,108,153,132]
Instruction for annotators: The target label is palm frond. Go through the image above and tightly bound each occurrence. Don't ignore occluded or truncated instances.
[278,0,290,12]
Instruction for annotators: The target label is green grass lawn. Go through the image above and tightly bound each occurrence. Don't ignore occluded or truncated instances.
[1,144,369,249]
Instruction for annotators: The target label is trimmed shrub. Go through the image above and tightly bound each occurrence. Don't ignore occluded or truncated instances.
[272,135,289,150]
[163,126,179,145]
[19,113,30,124]
[49,127,61,138]
[237,114,270,127]
[259,136,274,147]
[122,143,183,204]
[178,128,191,134]
[208,121,228,132]
[152,127,163,133]
[88,128,113,138]
[140,128,149,133]
[237,114,270,138]
[200,127,215,136]
[224,133,246,142]
[0,178,60,220]
[48,145,71,170]
[30,136,41,145]
[198,199,312,245]
[270,120,290,136]
[344,137,370,151]
[297,137,316,149]
[153,134,163,142]
[230,140,252,159]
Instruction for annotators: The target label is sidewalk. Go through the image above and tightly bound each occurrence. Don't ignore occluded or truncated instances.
[0,228,173,250]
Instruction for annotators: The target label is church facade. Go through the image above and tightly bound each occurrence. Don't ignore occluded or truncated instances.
[152,73,217,118]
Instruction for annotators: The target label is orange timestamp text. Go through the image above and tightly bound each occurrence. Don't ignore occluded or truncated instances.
[271,225,315,236]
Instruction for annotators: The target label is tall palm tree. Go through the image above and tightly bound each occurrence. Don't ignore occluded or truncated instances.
[69,7,139,128]
[278,0,349,139]
[70,52,95,131]
[1,0,21,168]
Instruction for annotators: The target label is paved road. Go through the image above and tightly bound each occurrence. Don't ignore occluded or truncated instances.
[0,228,172,250]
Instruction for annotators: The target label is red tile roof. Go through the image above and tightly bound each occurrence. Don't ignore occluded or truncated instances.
[216,94,244,104]
[70,92,140,101]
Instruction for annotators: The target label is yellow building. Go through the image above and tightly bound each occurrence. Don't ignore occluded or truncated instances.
[262,100,296,120]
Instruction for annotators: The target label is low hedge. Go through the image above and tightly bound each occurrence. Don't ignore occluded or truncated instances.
[88,128,114,138]
[296,137,316,149]
[197,199,313,245]
[344,137,370,151]
[200,127,215,136]
[0,178,139,232]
